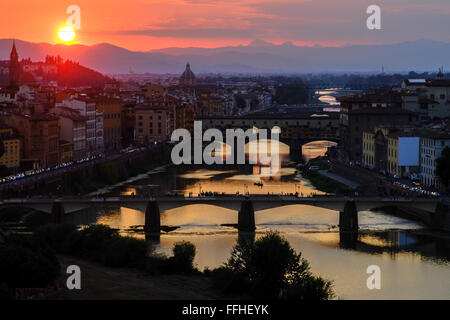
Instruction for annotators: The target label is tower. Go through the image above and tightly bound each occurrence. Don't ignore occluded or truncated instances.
[9,40,21,89]
[179,63,196,86]
[437,67,444,80]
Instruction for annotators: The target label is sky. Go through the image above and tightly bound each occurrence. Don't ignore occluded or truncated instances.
[1,0,450,51]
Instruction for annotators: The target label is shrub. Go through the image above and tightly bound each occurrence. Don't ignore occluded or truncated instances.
[212,231,334,300]
[22,211,53,229]
[209,266,250,295]
[168,241,197,274]
[33,224,78,253]
[0,207,33,223]
[0,243,60,290]
[33,224,198,275]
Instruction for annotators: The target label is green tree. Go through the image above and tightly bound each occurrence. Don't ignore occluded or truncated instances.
[220,231,334,300]
[436,147,450,188]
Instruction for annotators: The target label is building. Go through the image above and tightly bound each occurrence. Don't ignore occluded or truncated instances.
[198,95,226,117]
[362,131,375,168]
[8,112,60,168]
[363,126,420,178]
[96,98,122,151]
[387,131,420,177]
[59,140,74,163]
[135,104,170,144]
[420,131,450,189]
[179,63,196,87]
[121,103,136,147]
[62,96,104,155]
[50,107,87,161]
[0,126,20,170]
[8,41,21,89]
[141,84,167,99]
[401,74,450,119]
[175,102,195,134]
[339,93,419,162]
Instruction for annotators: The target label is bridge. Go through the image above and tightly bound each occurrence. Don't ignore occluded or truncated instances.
[313,89,361,100]
[2,196,449,233]
[200,112,340,161]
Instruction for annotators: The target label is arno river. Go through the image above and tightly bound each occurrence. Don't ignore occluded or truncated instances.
[67,141,450,300]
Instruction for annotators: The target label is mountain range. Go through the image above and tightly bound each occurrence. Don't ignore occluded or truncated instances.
[0,39,448,75]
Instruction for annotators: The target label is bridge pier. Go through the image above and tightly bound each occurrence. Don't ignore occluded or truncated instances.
[238,199,256,232]
[339,200,358,232]
[432,201,450,232]
[51,202,65,224]
[339,229,358,249]
[289,139,303,162]
[144,201,161,234]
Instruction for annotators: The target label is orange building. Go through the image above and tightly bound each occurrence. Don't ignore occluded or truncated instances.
[8,113,60,168]
[135,104,169,144]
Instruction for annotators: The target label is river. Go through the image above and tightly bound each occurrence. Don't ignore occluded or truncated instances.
[66,141,450,300]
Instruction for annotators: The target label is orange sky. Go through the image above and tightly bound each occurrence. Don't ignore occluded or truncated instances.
[1,0,450,51]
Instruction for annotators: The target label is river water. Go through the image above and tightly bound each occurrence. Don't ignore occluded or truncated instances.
[67,141,450,300]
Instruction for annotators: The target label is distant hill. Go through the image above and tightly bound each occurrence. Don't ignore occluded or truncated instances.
[0,54,110,88]
[0,38,449,74]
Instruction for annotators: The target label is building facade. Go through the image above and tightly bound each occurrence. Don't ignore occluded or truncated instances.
[135,105,170,144]
[420,132,450,188]
[96,98,122,152]
[0,127,20,170]
[8,113,60,168]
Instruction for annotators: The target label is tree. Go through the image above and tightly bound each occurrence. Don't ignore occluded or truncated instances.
[436,147,450,188]
[221,231,334,300]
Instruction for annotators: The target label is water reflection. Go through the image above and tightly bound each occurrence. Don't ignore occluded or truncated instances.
[302,140,337,161]
[64,140,450,299]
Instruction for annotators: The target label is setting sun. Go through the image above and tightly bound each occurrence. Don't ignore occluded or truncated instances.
[58,26,75,42]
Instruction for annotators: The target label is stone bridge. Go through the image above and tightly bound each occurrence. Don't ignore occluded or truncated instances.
[2,196,449,233]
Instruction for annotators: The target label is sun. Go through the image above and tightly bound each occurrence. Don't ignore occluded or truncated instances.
[58,26,76,43]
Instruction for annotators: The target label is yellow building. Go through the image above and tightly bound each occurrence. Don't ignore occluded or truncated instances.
[96,99,122,151]
[59,140,74,163]
[0,127,20,169]
[388,136,399,176]
[362,131,375,168]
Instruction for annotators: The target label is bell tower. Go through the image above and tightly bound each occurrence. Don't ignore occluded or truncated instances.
[9,40,21,89]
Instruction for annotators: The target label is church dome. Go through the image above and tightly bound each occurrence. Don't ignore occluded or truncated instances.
[179,63,196,86]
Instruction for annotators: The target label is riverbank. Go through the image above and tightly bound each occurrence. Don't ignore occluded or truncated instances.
[62,147,171,196]
[299,157,356,195]
[56,255,222,300]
